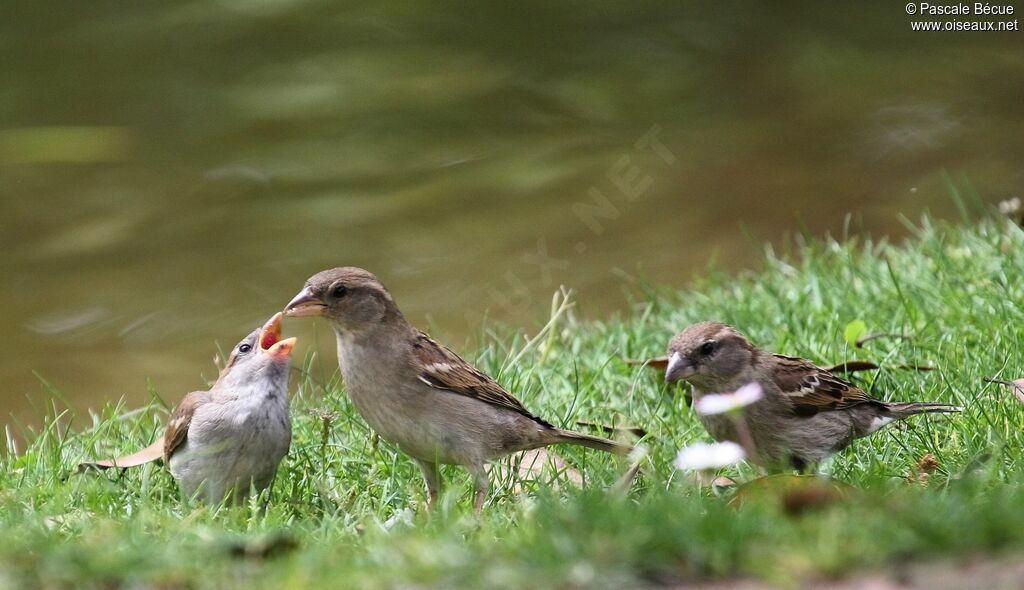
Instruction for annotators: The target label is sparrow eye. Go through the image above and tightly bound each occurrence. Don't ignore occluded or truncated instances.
[238,343,252,353]
[331,284,348,298]
[699,341,716,356]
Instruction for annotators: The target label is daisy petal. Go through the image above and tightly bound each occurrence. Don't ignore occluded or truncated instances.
[694,382,763,416]
[674,441,746,471]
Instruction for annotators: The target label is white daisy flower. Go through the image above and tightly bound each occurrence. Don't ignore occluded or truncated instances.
[674,441,746,471]
[694,382,763,416]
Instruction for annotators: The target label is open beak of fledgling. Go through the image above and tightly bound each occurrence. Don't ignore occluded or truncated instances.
[259,312,297,358]
[284,287,325,318]
[665,351,695,383]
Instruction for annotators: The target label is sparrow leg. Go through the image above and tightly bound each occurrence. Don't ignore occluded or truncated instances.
[258,477,278,514]
[468,462,489,515]
[415,459,441,510]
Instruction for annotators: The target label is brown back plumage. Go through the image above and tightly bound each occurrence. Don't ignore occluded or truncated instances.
[767,354,877,417]
[411,331,554,428]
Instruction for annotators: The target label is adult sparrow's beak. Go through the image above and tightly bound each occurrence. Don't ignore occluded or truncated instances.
[665,351,695,383]
[259,312,297,358]
[285,287,325,317]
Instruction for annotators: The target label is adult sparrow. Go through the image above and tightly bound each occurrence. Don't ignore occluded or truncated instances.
[285,267,631,512]
[83,313,295,504]
[665,321,959,471]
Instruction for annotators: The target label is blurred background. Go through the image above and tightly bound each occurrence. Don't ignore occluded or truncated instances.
[1,1,1021,430]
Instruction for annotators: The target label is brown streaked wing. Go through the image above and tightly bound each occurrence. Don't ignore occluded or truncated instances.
[411,332,553,428]
[770,354,875,417]
[163,391,211,460]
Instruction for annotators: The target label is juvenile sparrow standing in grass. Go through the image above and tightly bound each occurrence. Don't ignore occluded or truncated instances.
[83,313,295,504]
[665,321,959,471]
[285,267,631,513]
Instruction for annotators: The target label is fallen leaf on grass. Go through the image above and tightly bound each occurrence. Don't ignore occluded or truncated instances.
[227,533,298,560]
[491,448,583,493]
[780,485,848,516]
[43,510,93,532]
[710,476,737,496]
[843,320,869,346]
[727,475,854,516]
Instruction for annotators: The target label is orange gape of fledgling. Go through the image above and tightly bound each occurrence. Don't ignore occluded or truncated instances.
[285,267,632,513]
[82,313,295,504]
[665,321,960,471]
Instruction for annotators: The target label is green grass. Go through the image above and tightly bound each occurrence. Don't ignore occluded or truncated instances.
[4,216,1024,589]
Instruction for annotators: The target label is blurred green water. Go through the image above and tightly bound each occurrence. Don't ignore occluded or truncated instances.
[1,1,1021,428]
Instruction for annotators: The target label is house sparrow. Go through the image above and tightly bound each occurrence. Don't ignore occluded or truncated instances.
[284,267,631,513]
[82,313,295,504]
[665,321,959,471]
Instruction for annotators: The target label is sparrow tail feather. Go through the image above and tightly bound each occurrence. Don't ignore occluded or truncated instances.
[77,438,165,473]
[886,402,962,418]
[552,429,633,456]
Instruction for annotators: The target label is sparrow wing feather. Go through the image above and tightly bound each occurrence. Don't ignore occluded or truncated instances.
[411,331,553,428]
[163,391,211,460]
[770,354,876,417]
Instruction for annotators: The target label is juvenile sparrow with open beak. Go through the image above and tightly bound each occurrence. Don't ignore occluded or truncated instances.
[285,267,631,513]
[665,321,959,471]
[82,313,296,504]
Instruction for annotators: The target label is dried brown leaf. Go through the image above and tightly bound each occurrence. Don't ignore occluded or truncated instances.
[728,474,853,515]
[227,533,298,560]
[493,448,583,493]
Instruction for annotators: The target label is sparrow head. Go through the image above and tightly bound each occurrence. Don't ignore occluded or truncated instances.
[217,312,296,388]
[284,267,400,332]
[665,321,755,389]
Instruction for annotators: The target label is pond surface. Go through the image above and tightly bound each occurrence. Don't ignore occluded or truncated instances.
[2,2,1022,431]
